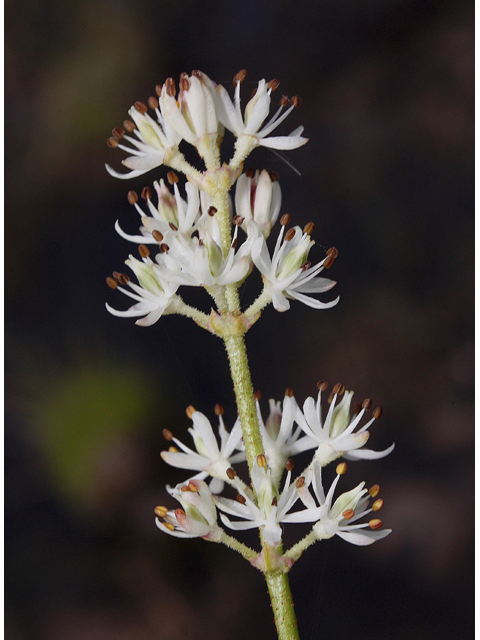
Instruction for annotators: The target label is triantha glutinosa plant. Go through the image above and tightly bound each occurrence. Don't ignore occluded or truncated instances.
[105,69,394,640]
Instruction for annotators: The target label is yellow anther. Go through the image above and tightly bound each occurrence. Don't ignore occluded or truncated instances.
[168,446,179,453]
[369,518,383,530]
[186,405,195,418]
[369,484,380,498]
[163,523,175,531]
[372,498,384,512]
[336,462,347,475]
[154,506,168,517]
[342,509,355,520]
[257,454,267,468]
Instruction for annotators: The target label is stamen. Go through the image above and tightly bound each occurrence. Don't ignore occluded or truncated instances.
[342,509,355,520]
[168,446,179,453]
[138,244,150,258]
[214,403,224,416]
[245,167,255,178]
[369,519,383,530]
[181,485,191,492]
[191,70,202,78]
[107,137,119,148]
[285,228,296,241]
[323,255,335,269]
[162,428,173,441]
[188,481,199,492]
[250,88,257,99]
[327,246,338,258]
[207,206,217,216]
[269,171,279,182]
[231,238,238,249]
[186,405,195,419]
[113,272,130,285]
[233,215,244,226]
[254,390,262,401]
[164,77,176,96]
[167,171,179,184]
[257,454,267,468]
[155,84,163,97]
[123,119,136,133]
[353,402,362,415]
[236,494,247,504]
[141,186,152,200]
[152,230,164,243]
[271,496,278,507]
[175,508,186,517]
[285,459,294,471]
[148,96,159,110]
[317,380,328,391]
[154,506,168,517]
[372,499,384,512]
[290,95,301,108]
[301,261,311,272]
[280,96,290,107]
[226,468,236,480]
[369,484,380,498]
[336,462,347,475]
[332,383,345,395]
[373,407,383,420]
[163,523,175,531]
[159,243,170,253]
[134,101,148,114]
[362,398,372,410]
[127,190,138,205]
[295,477,305,488]
[280,213,291,226]
[327,392,335,404]
[179,76,190,92]
[268,79,280,92]
[169,223,178,232]
[106,277,118,290]
[112,127,125,139]
[233,69,247,84]
[285,387,294,397]
[303,222,315,235]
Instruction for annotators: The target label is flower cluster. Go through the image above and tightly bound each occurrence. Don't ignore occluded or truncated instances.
[105,70,337,329]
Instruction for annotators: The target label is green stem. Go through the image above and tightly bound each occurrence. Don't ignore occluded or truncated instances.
[265,572,300,640]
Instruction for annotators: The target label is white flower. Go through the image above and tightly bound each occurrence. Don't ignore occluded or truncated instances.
[235,169,282,239]
[296,385,395,469]
[105,255,179,326]
[106,100,180,179]
[156,479,222,540]
[256,394,312,487]
[216,76,308,151]
[161,409,246,493]
[251,224,339,312]
[284,462,391,546]
[215,458,300,546]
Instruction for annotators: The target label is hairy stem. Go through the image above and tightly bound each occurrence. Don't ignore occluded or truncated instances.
[265,572,300,640]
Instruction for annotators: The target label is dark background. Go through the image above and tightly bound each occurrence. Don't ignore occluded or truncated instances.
[5,1,474,639]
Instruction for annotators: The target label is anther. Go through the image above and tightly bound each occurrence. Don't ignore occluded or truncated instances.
[175,508,186,518]
[169,223,178,232]
[165,78,176,96]
[231,238,237,249]
[162,428,173,441]
[141,186,152,200]
[163,523,175,531]
[332,383,345,395]
[148,96,159,110]
[372,498,384,512]
[233,69,247,85]
[134,101,148,114]
[233,215,244,226]
[369,519,383,530]
[152,230,164,243]
[168,446,179,453]
[269,171,279,182]
[285,228,296,241]
[323,255,335,269]
[285,387,294,397]
[226,468,236,480]
[207,206,217,217]
[214,404,224,416]
[280,213,291,226]
[301,261,311,272]
[188,481,199,492]
[336,462,347,475]
[369,484,380,498]
[317,380,328,391]
[155,84,163,97]
[106,277,118,289]
[113,272,130,285]
[295,477,305,488]
[280,96,290,107]
[285,459,294,471]
[186,405,195,418]
[327,247,338,258]
[254,390,262,401]
[167,171,179,184]
[236,494,246,504]
[362,398,372,410]
[303,222,315,235]
[291,95,301,108]
[106,137,119,148]
[257,454,267,468]
[138,244,150,258]
[180,485,190,492]
[373,406,383,420]
[328,392,336,404]
[154,506,168,517]
[112,127,125,139]
[123,119,136,133]
[271,496,278,507]
[353,402,362,415]
[245,167,255,178]
[191,70,202,78]
[159,243,170,253]
[268,78,280,92]
[250,88,257,99]
[342,509,355,520]
[127,190,138,205]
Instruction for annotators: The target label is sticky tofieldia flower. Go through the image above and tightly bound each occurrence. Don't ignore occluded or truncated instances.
[155,479,222,540]
[296,382,395,470]
[106,97,181,179]
[284,461,391,546]
[251,219,339,312]
[161,407,246,493]
[105,254,180,326]
[215,71,308,163]
[235,168,282,239]
[215,456,300,547]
